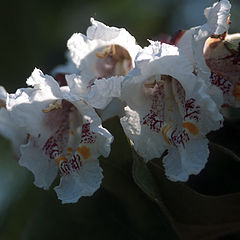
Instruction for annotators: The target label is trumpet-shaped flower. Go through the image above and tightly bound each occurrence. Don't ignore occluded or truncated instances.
[120,42,223,181]
[65,18,141,120]
[204,33,240,108]
[175,0,231,107]
[67,18,141,80]
[7,68,113,203]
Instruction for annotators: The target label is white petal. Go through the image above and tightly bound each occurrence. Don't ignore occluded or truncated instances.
[7,69,64,138]
[96,98,125,122]
[163,138,209,182]
[20,139,58,189]
[121,106,166,161]
[54,160,103,204]
[67,18,141,79]
[0,86,26,156]
[87,76,124,109]
[177,0,231,83]
[0,109,26,156]
[65,74,90,99]
[0,86,7,100]
[204,0,231,35]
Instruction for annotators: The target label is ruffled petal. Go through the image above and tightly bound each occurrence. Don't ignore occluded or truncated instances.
[19,138,58,189]
[204,0,231,35]
[87,76,124,109]
[176,0,231,90]
[163,138,209,181]
[0,86,26,156]
[54,160,103,204]
[120,41,223,181]
[67,18,141,80]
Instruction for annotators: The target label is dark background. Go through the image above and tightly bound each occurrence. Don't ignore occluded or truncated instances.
[0,0,240,239]
[0,0,240,92]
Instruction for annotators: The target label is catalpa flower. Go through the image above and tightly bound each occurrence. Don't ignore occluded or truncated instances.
[7,68,113,203]
[204,33,240,108]
[67,18,141,80]
[0,86,26,156]
[175,0,231,107]
[120,42,223,181]
[66,18,142,120]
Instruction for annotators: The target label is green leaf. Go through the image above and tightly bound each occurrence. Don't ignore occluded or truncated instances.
[131,147,177,231]
[209,142,240,163]
[101,117,180,240]
[147,142,240,240]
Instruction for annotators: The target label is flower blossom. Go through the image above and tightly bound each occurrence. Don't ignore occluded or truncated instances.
[7,68,113,203]
[204,33,240,108]
[174,0,232,107]
[65,18,142,120]
[119,42,223,181]
[67,18,141,80]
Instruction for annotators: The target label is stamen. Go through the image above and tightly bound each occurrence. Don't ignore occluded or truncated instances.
[162,125,171,145]
[110,44,116,56]
[144,75,166,88]
[56,156,68,165]
[233,83,240,100]
[42,100,62,113]
[95,46,111,58]
[182,122,199,135]
[0,99,6,109]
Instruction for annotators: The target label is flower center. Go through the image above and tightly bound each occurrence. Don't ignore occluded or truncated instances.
[142,75,200,148]
[41,100,95,175]
[95,44,133,78]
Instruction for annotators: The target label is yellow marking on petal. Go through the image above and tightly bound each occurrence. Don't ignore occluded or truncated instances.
[96,46,111,58]
[161,125,171,144]
[66,152,72,157]
[77,146,91,160]
[111,44,116,56]
[42,100,62,113]
[168,106,173,112]
[69,130,74,136]
[183,122,199,135]
[67,147,73,152]
[144,81,157,88]
[56,156,67,165]
[233,83,240,101]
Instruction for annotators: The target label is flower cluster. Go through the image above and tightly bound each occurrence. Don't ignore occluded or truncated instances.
[0,0,238,203]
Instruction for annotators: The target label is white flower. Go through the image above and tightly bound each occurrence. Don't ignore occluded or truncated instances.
[204,32,240,108]
[7,68,113,203]
[65,18,142,120]
[0,86,26,156]
[120,42,223,181]
[67,18,141,80]
[175,0,231,107]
